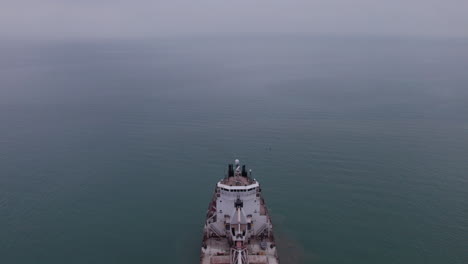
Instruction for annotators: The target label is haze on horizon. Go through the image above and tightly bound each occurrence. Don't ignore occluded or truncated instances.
[2,0,468,40]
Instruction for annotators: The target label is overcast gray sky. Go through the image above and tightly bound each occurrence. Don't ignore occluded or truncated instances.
[2,0,468,39]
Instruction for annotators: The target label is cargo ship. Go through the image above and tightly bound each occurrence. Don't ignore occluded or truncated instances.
[200,160,279,264]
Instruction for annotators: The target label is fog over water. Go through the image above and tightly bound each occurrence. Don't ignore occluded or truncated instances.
[0,35,467,263]
[1,1,468,263]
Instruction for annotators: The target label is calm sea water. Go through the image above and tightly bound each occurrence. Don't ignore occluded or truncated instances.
[1,36,467,264]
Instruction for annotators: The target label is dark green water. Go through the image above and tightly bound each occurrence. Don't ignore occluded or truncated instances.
[1,36,467,264]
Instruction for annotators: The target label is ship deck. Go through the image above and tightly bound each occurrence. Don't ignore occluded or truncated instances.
[219,175,256,186]
[201,237,278,264]
[202,165,278,264]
